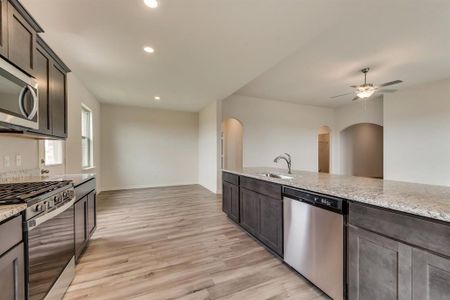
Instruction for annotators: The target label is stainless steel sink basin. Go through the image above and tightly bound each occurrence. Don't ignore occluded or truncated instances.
[260,173,294,180]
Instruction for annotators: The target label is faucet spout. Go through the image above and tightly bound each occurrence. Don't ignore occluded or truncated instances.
[274,153,292,174]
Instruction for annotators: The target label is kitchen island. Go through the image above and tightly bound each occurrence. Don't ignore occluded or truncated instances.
[222,168,450,300]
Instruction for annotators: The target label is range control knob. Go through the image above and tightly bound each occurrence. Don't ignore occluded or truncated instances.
[34,204,43,212]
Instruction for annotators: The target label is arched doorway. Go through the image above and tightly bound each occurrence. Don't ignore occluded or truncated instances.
[340,123,383,178]
[221,118,243,171]
[318,126,331,173]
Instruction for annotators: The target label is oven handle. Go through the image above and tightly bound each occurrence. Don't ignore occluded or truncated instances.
[27,197,76,231]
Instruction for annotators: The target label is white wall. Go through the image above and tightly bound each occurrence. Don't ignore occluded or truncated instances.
[100,104,199,191]
[222,94,335,172]
[198,101,221,193]
[0,136,39,173]
[222,118,244,171]
[384,78,450,186]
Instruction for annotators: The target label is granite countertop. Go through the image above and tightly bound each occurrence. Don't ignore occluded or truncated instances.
[0,204,27,223]
[0,173,95,187]
[224,167,450,223]
[0,173,96,222]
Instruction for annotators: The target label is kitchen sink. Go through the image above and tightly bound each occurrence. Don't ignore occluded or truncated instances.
[260,173,294,180]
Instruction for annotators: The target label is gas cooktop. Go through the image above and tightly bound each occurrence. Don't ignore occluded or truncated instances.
[0,181,72,205]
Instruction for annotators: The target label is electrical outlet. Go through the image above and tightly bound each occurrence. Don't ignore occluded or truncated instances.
[16,155,22,167]
[4,155,10,168]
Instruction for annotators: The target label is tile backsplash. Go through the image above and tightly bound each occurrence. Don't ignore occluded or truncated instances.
[0,136,40,178]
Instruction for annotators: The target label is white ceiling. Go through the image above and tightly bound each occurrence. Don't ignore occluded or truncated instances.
[21,0,450,111]
[237,1,450,107]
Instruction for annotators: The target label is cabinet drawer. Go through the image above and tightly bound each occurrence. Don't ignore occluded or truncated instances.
[75,178,96,201]
[349,202,450,258]
[240,176,281,200]
[223,172,239,185]
[0,215,22,255]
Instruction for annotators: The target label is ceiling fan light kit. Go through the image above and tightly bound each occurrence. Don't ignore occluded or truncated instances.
[331,67,403,101]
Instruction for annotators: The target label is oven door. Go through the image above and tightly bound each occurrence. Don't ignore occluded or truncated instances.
[26,199,75,300]
[0,57,39,130]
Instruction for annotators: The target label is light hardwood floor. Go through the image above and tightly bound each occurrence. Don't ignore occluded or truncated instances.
[64,185,327,300]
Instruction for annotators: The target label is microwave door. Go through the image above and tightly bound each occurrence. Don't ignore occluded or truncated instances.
[0,57,39,130]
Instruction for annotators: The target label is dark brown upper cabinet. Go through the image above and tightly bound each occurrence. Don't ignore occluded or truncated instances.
[0,0,7,57]
[34,44,51,135]
[31,36,70,139]
[50,61,67,138]
[6,1,37,76]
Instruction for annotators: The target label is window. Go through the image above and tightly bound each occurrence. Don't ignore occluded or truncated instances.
[44,140,64,166]
[81,105,94,169]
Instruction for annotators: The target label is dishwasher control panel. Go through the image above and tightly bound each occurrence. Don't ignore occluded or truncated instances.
[283,187,344,213]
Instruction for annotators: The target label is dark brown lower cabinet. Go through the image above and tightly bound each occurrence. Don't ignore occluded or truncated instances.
[87,191,97,235]
[348,201,450,299]
[74,188,97,262]
[0,242,25,300]
[258,194,283,255]
[222,181,239,223]
[239,187,283,256]
[412,248,450,299]
[347,224,412,300]
[74,197,88,261]
[239,188,259,236]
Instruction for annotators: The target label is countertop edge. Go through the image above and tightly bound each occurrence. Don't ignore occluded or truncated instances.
[223,169,450,224]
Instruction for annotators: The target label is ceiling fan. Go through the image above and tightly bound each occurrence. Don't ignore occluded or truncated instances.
[331,68,403,101]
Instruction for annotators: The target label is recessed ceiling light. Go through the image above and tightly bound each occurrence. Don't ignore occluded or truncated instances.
[144,0,158,8]
[143,46,155,53]
[154,96,161,101]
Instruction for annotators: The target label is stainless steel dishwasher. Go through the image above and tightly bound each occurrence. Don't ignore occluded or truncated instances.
[283,187,345,300]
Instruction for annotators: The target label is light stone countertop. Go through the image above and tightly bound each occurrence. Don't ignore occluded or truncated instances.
[0,204,26,223]
[0,173,96,223]
[223,167,450,223]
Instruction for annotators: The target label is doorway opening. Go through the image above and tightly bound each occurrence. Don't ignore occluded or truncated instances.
[318,126,331,173]
[221,118,243,171]
[340,123,383,178]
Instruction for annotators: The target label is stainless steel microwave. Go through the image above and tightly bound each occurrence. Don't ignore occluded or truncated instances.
[0,57,39,130]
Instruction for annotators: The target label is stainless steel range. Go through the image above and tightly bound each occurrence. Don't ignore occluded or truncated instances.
[0,181,76,300]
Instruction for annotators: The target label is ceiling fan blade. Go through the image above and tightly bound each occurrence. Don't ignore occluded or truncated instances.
[352,96,360,101]
[379,80,403,87]
[378,89,397,93]
[330,92,353,99]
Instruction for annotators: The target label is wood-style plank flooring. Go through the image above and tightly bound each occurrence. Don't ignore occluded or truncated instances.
[64,185,327,300]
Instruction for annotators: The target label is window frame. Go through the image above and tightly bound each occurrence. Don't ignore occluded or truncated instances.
[44,139,64,166]
[81,104,94,170]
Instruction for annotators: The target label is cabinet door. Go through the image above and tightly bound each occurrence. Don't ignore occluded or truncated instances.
[222,183,231,216]
[7,2,36,75]
[347,225,412,300]
[74,198,88,261]
[0,242,25,300]
[239,188,259,236]
[87,192,97,235]
[412,248,450,299]
[229,184,239,223]
[50,62,67,138]
[223,182,239,222]
[33,45,51,135]
[258,195,283,255]
[0,0,7,57]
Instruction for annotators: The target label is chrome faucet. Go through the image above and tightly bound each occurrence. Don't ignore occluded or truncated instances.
[274,153,292,174]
